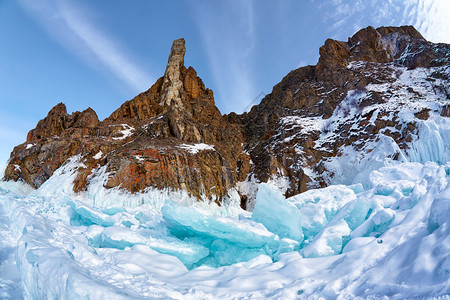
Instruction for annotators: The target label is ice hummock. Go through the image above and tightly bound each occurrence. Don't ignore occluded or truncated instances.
[251,183,303,241]
[0,158,449,299]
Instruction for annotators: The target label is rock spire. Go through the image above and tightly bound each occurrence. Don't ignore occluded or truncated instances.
[161,38,186,108]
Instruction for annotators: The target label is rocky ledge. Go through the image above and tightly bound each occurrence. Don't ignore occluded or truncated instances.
[4,26,450,208]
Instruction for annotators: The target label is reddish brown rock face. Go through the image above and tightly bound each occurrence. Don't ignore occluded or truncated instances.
[4,26,450,207]
[5,38,244,202]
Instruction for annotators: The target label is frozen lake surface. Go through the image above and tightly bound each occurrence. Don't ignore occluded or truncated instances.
[0,159,449,299]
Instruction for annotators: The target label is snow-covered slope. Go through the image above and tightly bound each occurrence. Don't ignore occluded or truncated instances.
[237,26,450,204]
[316,63,450,186]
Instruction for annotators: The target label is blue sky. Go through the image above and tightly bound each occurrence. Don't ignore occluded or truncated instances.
[1,0,449,169]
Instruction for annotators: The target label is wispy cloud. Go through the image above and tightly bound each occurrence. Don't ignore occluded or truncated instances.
[405,0,450,43]
[189,0,257,114]
[18,0,154,92]
[317,0,450,44]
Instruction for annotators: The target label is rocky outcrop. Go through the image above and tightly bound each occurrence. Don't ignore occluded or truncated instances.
[5,105,101,188]
[4,26,450,208]
[233,25,450,200]
[25,104,99,142]
[5,38,244,202]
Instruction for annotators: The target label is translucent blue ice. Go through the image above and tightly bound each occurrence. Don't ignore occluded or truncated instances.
[68,201,114,227]
[252,183,303,241]
[161,201,283,267]
[162,201,277,248]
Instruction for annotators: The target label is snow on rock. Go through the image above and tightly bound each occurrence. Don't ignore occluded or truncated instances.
[280,115,326,135]
[134,155,144,161]
[313,64,450,191]
[93,151,103,160]
[112,124,135,140]
[322,135,408,187]
[178,143,215,154]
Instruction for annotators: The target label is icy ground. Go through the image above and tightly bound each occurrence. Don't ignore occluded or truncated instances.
[0,156,449,299]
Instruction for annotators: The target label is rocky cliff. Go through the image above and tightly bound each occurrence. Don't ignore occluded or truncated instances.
[4,38,246,202]
[230,25,449,205]
[4,26,450,208]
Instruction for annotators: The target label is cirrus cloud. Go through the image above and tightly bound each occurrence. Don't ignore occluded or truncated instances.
[316,0,450,43]
[18,0,155,93]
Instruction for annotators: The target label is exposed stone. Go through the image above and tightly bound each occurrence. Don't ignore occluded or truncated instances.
[161,38,185,108]
[72,108,99,128]
[27,103,68,142]
[231,25,450,200]
[415,108,430,120]
[4,38,245,203]
[441,104,450,117]
[4,26,450,207]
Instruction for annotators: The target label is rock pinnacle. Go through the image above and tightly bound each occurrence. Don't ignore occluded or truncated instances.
[161,38,186,108]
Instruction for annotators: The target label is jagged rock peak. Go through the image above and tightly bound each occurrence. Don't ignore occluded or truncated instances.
[106,37,212,123]
[315,25,440,83]
[26,103,100,142]
[161,38,186,107]
[27,103,68,142]
[319,25,426,64]
[349,25,425,45]
[347,25,426,62]
[166,38,186,73]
